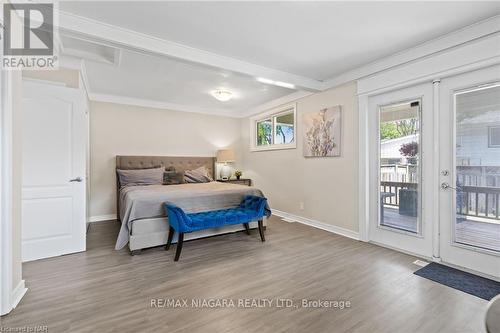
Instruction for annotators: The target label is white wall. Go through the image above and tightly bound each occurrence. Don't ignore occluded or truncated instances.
[241,82,359,233]
[89,101,243,219]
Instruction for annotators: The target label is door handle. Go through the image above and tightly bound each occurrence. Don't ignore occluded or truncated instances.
[441,182,457,190]
[69,177,83,182]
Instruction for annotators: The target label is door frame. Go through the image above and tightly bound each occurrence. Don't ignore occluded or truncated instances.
[0,67,14,316]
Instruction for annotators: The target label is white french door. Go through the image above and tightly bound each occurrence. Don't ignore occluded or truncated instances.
[439,66,500,278]
[366,67,500,278]
[368,83,434,258]
[21,80,87,262]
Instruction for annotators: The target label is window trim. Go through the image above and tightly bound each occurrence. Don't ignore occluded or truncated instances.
[250,103,297,152]
[488,126,500,148]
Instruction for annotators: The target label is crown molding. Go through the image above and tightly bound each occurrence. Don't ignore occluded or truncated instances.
[58,11,323,92]
[88,93,243,118]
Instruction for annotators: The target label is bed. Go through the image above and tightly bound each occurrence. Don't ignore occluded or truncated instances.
[115,155,269,253]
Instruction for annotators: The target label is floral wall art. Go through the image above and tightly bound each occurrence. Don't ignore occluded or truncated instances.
[303,106,342,157]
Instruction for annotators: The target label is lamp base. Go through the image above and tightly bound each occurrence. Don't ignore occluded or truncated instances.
[220,164,232,180]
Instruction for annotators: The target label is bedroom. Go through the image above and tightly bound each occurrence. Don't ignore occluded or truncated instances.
[1,1,500,332]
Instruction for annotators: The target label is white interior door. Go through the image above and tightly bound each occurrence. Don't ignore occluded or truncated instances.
[439,65,500,278]
[368,83,434,258]
[22,80,86,262]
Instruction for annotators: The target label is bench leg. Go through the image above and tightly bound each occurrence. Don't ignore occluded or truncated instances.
[243,223,250,235]
[165,226,174,251]
[258,219,265,242]
[174,233,184,261]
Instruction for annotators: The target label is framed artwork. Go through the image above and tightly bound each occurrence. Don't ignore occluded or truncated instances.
[303,105,342,157]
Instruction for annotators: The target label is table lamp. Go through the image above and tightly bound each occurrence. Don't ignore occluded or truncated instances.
[216,149,235,180]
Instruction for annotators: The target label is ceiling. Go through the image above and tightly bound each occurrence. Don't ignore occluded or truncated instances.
[56,1,500,117]
[60,1,500,81]
[83,48,293,114]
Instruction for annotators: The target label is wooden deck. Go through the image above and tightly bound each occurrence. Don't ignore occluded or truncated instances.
[382,206,500,251]
[381,206,417,232]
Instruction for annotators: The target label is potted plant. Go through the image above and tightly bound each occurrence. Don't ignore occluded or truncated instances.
[234,170,242,180]
[399,141,418,165]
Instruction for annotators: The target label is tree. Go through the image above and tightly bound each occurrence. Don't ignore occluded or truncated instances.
[380,123,399,140]
[257,122,272,145]
[395,119,418,136]
[276,125,286,143]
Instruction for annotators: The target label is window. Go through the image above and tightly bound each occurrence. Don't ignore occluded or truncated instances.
[488,126,500,148]
[256,118,272,146]
[251,104,296,151]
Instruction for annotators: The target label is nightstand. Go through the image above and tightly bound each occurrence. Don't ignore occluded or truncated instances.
[217,178,252,186]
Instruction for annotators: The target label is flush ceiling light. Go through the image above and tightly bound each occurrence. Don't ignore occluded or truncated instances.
[257,77,295,90]
[211,90,233,102]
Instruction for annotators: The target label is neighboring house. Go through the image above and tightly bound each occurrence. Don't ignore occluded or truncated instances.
[457,111,500,187]
[457,111,500,166]
[380,134,419,165]
[380,134,419,182]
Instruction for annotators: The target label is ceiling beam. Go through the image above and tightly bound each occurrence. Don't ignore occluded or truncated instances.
[58,11,323,92]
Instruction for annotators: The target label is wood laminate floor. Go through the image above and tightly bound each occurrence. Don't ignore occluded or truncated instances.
[0,216,489,333]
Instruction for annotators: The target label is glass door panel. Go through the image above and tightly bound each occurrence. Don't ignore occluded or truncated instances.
[379,100,421,234]
[454,84,500,252]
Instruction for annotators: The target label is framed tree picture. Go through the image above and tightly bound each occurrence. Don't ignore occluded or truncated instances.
[303,106,342,157]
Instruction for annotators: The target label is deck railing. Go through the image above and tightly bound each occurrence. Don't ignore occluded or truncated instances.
[380,181,417,207]
[457,185,500,220]
[380,181,500,221]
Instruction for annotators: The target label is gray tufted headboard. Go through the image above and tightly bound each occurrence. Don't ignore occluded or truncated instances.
[115,155,216,220]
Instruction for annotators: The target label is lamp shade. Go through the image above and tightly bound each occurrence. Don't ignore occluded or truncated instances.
[216,149,235,163]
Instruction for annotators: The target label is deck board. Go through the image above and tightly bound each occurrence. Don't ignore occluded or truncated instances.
[382,206,500,251]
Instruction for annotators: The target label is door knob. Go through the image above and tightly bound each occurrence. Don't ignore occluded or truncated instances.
[441,182,456,190]
[69,177,83,182]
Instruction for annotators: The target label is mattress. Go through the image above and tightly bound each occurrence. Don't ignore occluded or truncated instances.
[116,181,270,250]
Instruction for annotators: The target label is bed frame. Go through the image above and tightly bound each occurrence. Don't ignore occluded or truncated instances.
[114,155,266,254]
[115,155,216,221]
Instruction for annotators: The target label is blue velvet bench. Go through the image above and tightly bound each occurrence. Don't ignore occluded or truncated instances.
[164,195,268,261]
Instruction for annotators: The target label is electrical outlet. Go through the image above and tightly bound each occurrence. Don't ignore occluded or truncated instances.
[299,202,304,210]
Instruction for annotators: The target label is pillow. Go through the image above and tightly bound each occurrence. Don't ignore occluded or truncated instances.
[184,166,213,183]
[164,170,185,185]
[117,167,164,187]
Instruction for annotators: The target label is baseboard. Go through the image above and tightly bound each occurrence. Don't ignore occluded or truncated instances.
[272,209,359,241]
[89,214,117,223]
[11,280,27,310]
